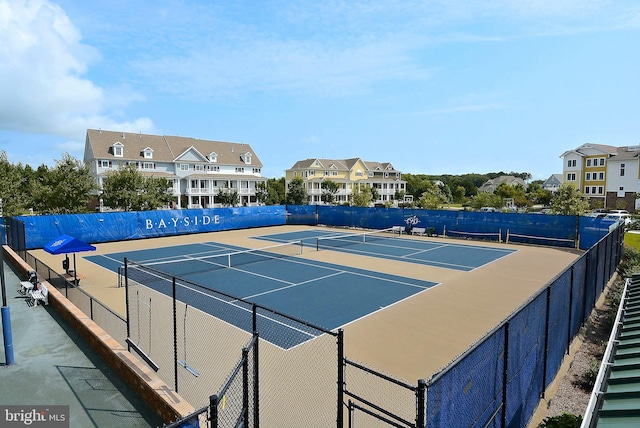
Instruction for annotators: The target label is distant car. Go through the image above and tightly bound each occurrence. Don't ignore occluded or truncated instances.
[609,209,629,215]
[603,213,632,225]
[540,208,552,214]
[480,207,496,212]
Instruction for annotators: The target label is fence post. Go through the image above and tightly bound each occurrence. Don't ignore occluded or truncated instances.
[541,286,551,398]
[123,257,131,350]
[253,331,260,428]
[337,328,344,428]
[501,322,510,427]
[416,379,426,428]
[242,346,249,427]
[173,277,178,393]
[210,394,218,428]
[568,265,574,355]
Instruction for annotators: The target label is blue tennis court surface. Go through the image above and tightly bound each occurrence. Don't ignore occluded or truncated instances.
[86,241,437,349]
[253,229,516,271]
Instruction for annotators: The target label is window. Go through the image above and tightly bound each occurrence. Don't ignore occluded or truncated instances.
[586,173,591,180]
[195,164,204,171]
[567,159,577,167]
[585,187,590,194]
[212,166,220,172]
[332,171,338,176]
[621,163,625,177]
[252,168,261,173]
[592,186,597,194]
[113,144,124,157]
[356,169,363,177]
[143,149,153,159]
[142,162,155,169]
[235,167,245,173]
[100,160,112,168]
[308,170,315,176]
[598,186,603,194]
[599,158,605,166]
[180,164,189,171]
[586,159,592,167]
[567,173,576,181]
[599,172,604,180]
[324,171,330,176]
[208,153,217,162]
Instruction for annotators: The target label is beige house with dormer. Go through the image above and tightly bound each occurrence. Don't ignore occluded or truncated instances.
[285,158,407,205]
[83,129,265,209]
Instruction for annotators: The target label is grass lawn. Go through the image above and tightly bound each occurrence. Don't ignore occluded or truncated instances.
[624,231,640,250]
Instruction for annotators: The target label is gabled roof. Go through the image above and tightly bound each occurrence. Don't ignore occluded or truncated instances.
[85,129,263,167]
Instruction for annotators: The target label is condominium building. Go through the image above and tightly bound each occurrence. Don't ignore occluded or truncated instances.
[285,158,407,205]
[84,129,265,209]
[560,143,640,211]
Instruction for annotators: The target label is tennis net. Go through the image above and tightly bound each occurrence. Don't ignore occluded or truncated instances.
[316,227,399,251]
[505,231,576,248]
[131,241,304,275]
[444,228,502,242]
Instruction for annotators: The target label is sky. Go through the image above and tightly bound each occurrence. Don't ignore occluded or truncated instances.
[0,1,639,180]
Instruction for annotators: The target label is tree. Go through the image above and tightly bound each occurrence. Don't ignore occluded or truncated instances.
[550,183,590,215]
[0,151,30,216]
[470,192,502,210]
[217,187,240,207]
[102,164,173,211]
[32,153,97,214]
[321,179,340,205]
[255,181,269,205]
[417,182,449,209]
[351,183,373,207]
[285,178,307,205]
[266,178,286,205]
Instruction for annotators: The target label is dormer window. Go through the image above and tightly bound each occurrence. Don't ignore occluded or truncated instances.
[241,152,252,165]
[112,142,124,157]
[208,152,217,162]
[142,147,153,159]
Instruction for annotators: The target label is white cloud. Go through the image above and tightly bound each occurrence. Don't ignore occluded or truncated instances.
[0,0,152,141]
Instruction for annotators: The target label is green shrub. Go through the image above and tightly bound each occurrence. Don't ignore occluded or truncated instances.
[539,412,583,428]
[580,358,600,390]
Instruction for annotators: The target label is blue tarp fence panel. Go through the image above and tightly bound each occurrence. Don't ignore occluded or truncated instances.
[13,205,616,251]
[285,205,317,225]
[425,228,623,428]
[16,205,287,249]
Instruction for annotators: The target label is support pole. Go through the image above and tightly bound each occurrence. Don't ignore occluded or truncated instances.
[1,245,15,365]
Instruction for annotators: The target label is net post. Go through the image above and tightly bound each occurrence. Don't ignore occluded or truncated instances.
[499,228,502,243]
[506,229,510,244]
[443,224,446,237]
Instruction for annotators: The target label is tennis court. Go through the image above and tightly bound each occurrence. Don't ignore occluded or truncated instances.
[254,227,516,271]
[86,239,438,349]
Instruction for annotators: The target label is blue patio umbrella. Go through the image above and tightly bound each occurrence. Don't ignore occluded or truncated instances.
[43,235,96,284]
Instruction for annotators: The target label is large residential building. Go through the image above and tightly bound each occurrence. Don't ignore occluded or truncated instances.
[560,143,640,211]
[285,158,407,205]
[84,129,265,209]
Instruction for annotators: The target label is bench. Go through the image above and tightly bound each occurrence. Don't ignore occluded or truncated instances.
[62,272,85,285]
[391,226,404,234]
[29,283,48,306]
[412,227,436,237]
[412,227,427,236]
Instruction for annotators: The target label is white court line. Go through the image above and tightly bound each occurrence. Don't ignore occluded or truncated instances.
[128,266,321,349]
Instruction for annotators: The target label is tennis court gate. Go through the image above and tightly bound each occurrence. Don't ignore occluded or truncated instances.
[123,261,341,427]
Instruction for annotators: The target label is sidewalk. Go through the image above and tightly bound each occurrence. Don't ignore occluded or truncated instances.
[0,260,164,427]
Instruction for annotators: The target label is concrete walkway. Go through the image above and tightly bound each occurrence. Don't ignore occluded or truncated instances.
[0,261,164,427]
